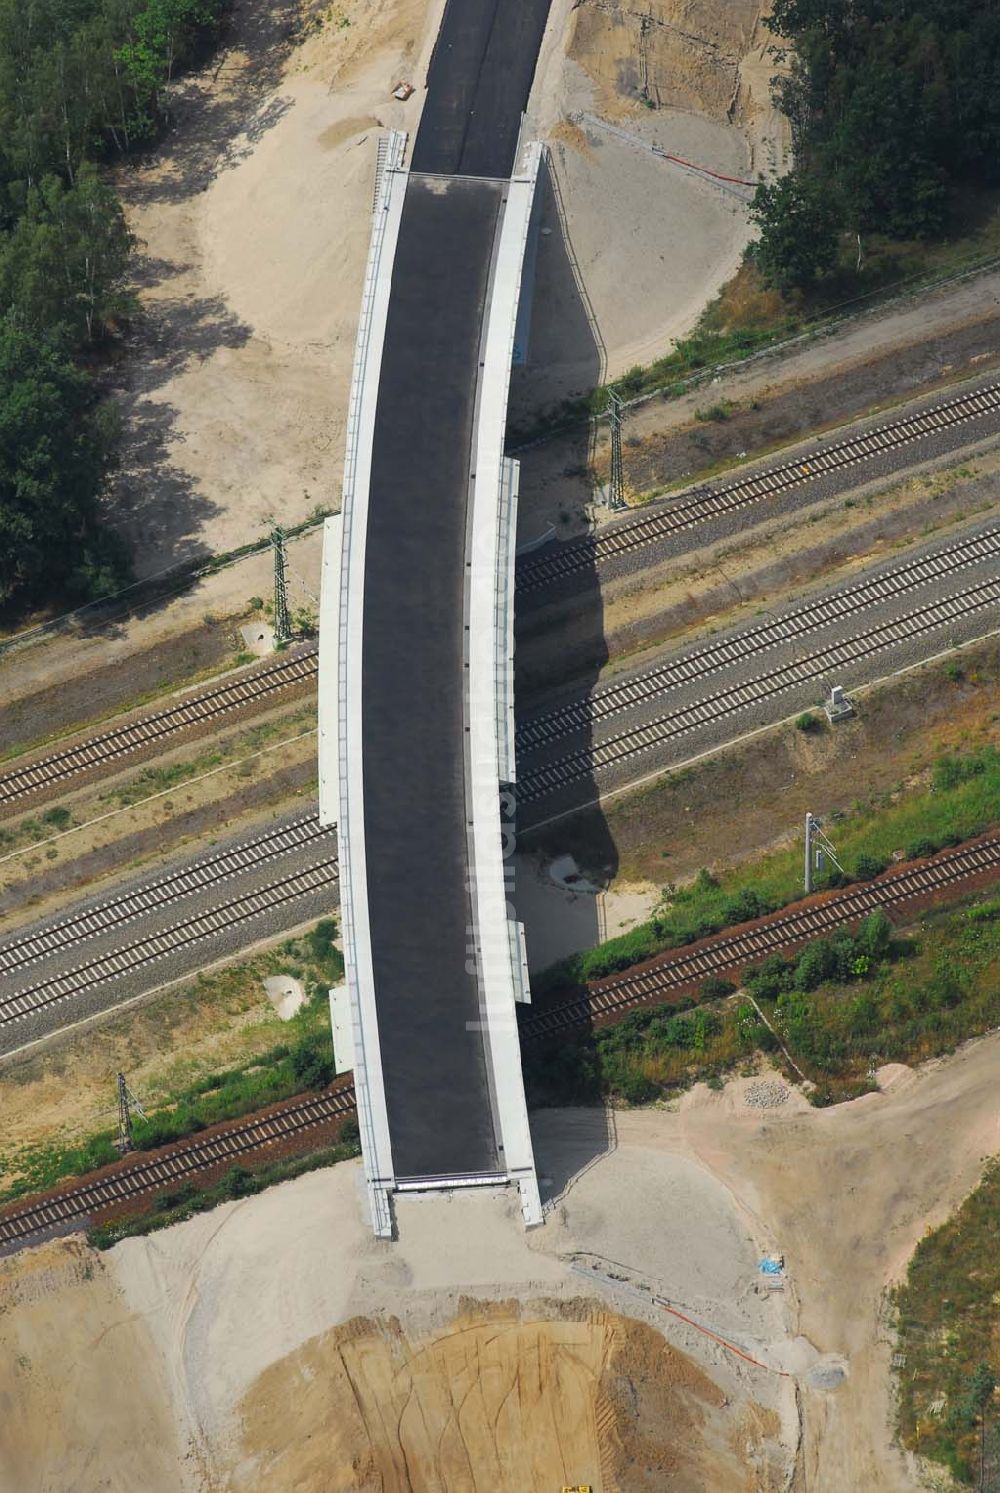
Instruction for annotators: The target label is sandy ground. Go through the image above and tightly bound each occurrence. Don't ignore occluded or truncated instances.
[108,0,442,575]
[106,0,786,573]
[0,1101,799,1492]
[5,1032,999,1489]
[0,1238,186,1491]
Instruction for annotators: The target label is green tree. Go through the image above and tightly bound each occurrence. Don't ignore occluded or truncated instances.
[0,165,136,343]
[749,171,839,291]
[765,1,1000,244]
[0,315,120,607]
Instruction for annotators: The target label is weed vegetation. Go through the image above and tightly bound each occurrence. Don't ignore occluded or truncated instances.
[533,745,1000,998]
[103,704,316,808]
[526,893,1000,1110]
[0,919,344,1208]
[894,1163,1000,1485]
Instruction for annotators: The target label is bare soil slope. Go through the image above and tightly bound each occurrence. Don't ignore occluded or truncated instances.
[233,1301,761,1492]
[0,1238,188,1493]
[513,0,789,414]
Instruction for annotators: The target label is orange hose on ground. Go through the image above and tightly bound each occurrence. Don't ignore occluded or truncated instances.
[655,1298,792,1376]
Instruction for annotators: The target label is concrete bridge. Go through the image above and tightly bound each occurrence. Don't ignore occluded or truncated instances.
[318,0,552,1237]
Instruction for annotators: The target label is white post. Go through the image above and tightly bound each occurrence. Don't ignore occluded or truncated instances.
[805,812,813,896]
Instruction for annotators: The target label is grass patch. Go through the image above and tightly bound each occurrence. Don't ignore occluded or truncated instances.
[893,1161,1000,1485]
[527,893,1000,1111]
[532,745,1000,999]
[0,919,344,1207]
[87,1130,361,1248]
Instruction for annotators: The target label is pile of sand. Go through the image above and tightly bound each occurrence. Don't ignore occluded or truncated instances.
[233,1300,767,1492]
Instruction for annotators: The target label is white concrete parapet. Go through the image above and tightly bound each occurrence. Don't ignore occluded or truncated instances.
[328,985,354,1075]
[319,132,408,1240]
[496,456,519,784]
[465,141,545,1229]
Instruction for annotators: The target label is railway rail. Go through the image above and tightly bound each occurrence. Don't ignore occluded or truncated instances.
[521,832,1000,1039]
[515,379,1000,594]
[0,1085,357,1249]
[517,571,1000,803]
[7,541,999,1015]
[4,830,999,1249]
[1,853,340,1030]
[0,646,319,809]
[0,813,333,978]
[517,524,1000,752]
[4,383,999,814]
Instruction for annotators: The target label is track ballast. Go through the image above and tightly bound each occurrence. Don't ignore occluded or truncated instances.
[515,380,1000,594]
[4,832,999,1250]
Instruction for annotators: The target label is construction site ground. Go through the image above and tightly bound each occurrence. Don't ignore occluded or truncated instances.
[4,1038,998,1490]
[2,3,1000,1482]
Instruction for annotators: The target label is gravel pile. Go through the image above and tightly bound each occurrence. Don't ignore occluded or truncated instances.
[744,1080,789,1109]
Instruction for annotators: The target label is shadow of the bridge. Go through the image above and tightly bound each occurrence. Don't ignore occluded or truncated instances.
[510,151,619,1203]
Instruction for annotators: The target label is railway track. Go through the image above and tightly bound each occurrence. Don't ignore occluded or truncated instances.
[517,524,1000,752]
[7,539,998,1019]
[518,571,1000,803]
[515,379,1000,594]
[4,383,998,814]
[0,1085,357,1249]
[1,853,340,1031]
[0,813,334,979]
[521,832,1000,1040]
[5,831,999,1250]
[0,646,319,809]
